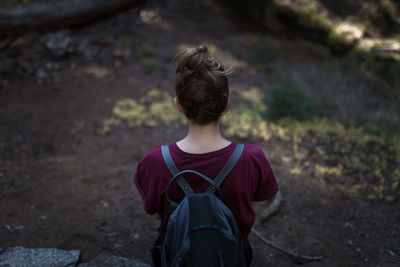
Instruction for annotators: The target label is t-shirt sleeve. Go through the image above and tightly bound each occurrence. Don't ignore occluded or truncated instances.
[252,148,279,201]
[133,159,157,215]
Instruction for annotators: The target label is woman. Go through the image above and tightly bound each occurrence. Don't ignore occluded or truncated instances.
[134,45,279,266]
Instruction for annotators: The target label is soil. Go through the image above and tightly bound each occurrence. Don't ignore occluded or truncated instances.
[0,0,399,266]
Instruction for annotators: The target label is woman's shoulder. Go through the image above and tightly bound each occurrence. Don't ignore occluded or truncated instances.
[140,145,163,164]
[242,143,272,165]
[243,143,264,153]
[243,143,267,158]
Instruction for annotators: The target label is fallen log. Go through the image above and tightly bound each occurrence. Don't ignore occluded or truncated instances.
[0,0,145,38]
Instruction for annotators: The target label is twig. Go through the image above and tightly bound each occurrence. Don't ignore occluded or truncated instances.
[251,228,323,263]
[260,190,282,222]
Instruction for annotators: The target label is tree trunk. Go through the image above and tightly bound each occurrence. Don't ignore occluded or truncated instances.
[0,0,146,38]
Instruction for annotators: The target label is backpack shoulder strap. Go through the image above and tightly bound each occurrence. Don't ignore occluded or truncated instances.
[161,145,195,195]
[206,143,244,194]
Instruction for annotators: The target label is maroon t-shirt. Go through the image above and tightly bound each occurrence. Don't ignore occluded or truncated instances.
[133,142,278,239]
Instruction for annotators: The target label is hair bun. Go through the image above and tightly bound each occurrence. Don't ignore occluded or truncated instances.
[174,45,230,125]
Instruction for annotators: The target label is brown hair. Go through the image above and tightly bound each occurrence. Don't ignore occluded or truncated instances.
[174,45,232,125]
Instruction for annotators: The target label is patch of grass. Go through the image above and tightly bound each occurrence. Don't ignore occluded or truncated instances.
[246,37,280,71]
[284,118,400,202]
[116,35,134,47]
[361,54,400,100]
[140,58,159,70]
[102,88,400,201]
[379,0,398,24]
[356,0,398,34]
[264,75,317,121]
[296,9,332,35]
[135,45,155,57]
[100,89,185,134]
[392,33,400,41]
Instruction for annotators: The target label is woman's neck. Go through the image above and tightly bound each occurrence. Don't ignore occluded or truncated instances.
[176,121,231,154]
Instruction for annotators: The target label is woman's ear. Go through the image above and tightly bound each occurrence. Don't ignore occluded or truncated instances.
[174,97,184,114]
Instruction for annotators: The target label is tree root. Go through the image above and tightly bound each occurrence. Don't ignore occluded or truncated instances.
[260,190,282,222]
[256,187,323,263]
[251,228,323,263]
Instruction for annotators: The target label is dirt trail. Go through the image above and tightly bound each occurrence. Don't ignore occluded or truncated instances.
[0,0,399,266]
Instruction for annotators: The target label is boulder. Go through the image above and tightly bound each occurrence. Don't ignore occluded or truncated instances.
[0,247,80,267]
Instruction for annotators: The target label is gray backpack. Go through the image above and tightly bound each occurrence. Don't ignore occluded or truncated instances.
[160,143,246,267]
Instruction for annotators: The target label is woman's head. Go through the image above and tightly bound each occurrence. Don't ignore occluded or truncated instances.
[174,45,231,125]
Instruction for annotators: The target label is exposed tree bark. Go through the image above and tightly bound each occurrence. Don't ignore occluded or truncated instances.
[0,0,146,38]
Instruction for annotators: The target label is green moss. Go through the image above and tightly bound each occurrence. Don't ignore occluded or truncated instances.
[135,45,155,57]
[102,86,400,202]
[393,33,400,41]
[264,75,317,121]
[245,37,280,70]
[296,9,332,35]
[379,0,397,24]
[140,58,159,70]
[361,54,400,100]
[281,118,399,201]
[116,35,134,47]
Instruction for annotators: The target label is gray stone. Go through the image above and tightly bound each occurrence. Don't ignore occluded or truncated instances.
[84,254,150,267]
[0,247,80,267]
[43,30,76,57]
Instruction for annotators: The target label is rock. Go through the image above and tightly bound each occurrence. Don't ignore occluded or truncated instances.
[0,247,81,267]
[82,253,150,267]
[77,42,98,60]
[36,69,47,79]
[82,66,112,79]
[42,30,76,57]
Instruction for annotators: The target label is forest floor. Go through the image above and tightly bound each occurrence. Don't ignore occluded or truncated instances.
[0,0,399,266]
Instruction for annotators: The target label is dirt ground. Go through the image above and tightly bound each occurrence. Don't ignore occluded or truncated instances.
[0,0,399,266]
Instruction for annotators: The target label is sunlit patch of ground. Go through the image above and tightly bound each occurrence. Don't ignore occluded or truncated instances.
[101,87,400,202]
[99,89,186,135]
